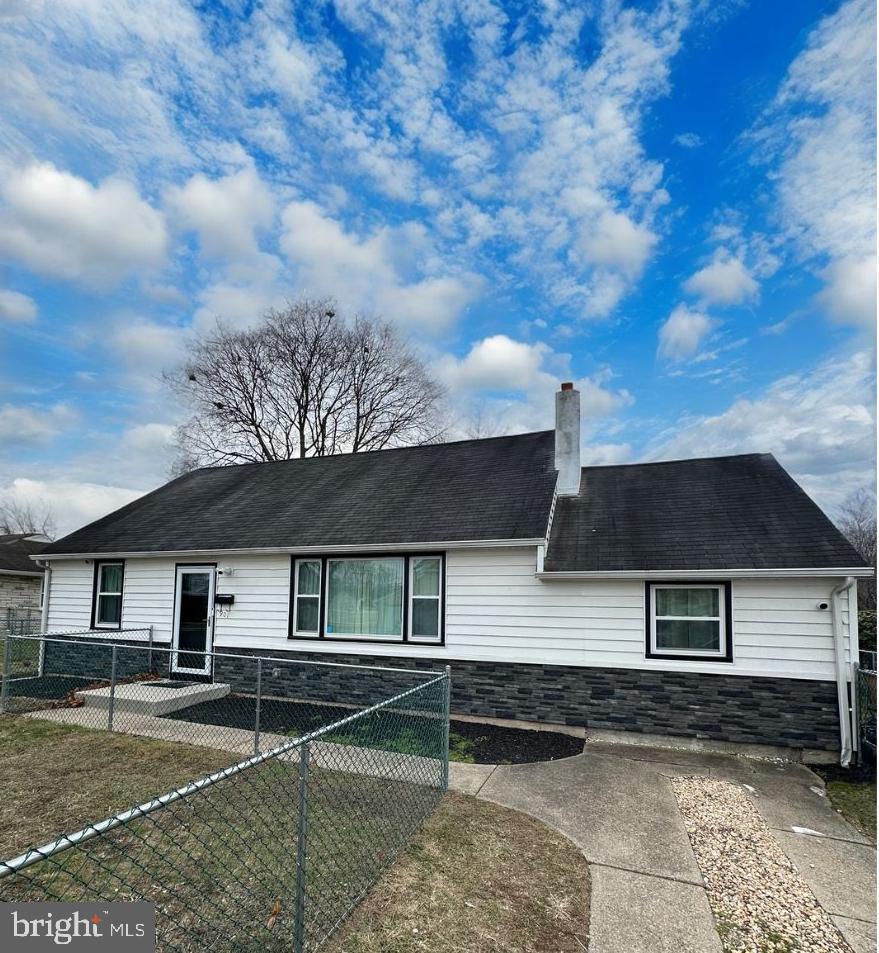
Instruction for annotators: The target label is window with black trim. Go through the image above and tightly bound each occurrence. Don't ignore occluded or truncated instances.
[94,561,124,628]
[293,559,321,636]
[646,582,732,662]
[288,554,444,644]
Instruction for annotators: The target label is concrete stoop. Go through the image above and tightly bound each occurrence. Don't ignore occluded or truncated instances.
[74,680,230,717]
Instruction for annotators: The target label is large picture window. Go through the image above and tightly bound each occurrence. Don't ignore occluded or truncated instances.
[93,561,124,629]
[646,582,732,662]
[288,553,444,644]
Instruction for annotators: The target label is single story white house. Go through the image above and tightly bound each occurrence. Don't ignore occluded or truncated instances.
[33,384,870,762]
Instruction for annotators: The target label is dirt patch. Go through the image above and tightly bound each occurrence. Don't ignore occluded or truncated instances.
[325,791,590,953]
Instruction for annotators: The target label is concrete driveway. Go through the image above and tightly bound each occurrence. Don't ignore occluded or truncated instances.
[449,741,877,953]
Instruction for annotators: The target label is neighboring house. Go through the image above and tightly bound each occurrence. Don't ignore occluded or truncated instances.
[34,385,871,762]
[1,533,46,618]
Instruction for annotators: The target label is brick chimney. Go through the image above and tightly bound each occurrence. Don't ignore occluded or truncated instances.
[555,382,581,495]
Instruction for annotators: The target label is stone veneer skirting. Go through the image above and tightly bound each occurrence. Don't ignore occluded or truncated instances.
[38,637,841,751]
[211,647,841,751]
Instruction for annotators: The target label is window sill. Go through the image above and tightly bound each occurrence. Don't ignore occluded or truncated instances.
[645,650,732,663]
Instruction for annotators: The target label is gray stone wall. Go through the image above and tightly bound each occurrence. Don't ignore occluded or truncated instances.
[42,636,168,682]
[214,647,841,751]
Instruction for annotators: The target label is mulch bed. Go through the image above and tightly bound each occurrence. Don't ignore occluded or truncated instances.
[447,718,583,764]
[161,693,583,764]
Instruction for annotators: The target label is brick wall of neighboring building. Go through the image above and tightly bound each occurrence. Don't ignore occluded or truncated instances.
[0,574,42,609]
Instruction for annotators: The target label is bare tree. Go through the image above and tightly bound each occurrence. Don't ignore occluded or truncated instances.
[168,298,446,469]
[836,487,877,609]
[461,400,511,440]
[0,499,57,539]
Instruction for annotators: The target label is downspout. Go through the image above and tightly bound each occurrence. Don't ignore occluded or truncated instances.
[831,576,855,767]
[35,559,51,634]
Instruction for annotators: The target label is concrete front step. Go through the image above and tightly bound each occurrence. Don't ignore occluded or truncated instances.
[75,680,230,717]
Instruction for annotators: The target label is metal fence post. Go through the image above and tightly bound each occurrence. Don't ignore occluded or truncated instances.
[441,665,451,791]
[0,634,12,714]
[108,645,118,732]
[147,625,154,674]
[293,740,310,953]
[253,657,263,755]
[852,662,861,759]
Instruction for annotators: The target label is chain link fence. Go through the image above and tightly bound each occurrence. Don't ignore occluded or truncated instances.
[0,634,450,951]
[1,605,42,637]
[0,634,443,758]
[856,661,876,754]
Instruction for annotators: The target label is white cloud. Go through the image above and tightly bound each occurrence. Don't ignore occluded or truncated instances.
[646,349,876,512]
[0,288,37,323]
[280,200,481,330]
[437,334,634,443]
[0,478,144,537]
[166,163,275,259]
[817,256,877,328]
[120,422,176,456]
[0,162,167,287]
[193,280,286,332]
[754,0,876,328]
[111,320,185,376]
[436,336,549,391]
[0,404,78,447]
[579,210,658,281]
[683,256,759,306]
[658,304,716,360]
[674,132,702,148]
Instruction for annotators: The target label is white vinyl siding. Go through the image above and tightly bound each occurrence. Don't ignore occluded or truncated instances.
[43,548,855,681]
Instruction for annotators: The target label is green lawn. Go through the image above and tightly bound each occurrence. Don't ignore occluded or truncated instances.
[824,778,876,839]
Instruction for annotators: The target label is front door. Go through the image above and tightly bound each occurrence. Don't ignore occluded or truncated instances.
[171,566,215,676]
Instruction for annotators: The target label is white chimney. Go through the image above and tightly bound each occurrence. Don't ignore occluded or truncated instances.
[555,382,581,495]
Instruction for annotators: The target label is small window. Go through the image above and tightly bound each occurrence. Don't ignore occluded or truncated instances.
[94,562,124,628]
[293,559,321,636]
[647,583,731,661]
[410,557,442,642]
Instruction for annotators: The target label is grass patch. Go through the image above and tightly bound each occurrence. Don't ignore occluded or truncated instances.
[325,791,590,953]
[0,716,233,858]
[0,636,41,677]
[823,779,876,839]
[0,715,445,953]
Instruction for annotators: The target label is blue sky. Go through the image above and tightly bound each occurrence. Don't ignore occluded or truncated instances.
[0,0,875,535]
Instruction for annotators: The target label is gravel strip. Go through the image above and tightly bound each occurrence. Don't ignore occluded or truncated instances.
[672,776,851,953]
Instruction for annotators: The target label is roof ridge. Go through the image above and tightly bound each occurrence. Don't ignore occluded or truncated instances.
[580,451,773,472]
[192,429,555,473]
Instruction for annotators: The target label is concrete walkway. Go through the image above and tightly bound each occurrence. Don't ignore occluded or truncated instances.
[449,742,877,953]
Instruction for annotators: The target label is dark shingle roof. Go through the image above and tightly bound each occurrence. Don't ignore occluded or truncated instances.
[42,431,558,556]
[543,453,866,572]
[0,534,47,573]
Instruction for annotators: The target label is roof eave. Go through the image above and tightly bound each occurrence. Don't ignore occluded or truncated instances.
[537,567,875,579]
[36,537,547,561]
